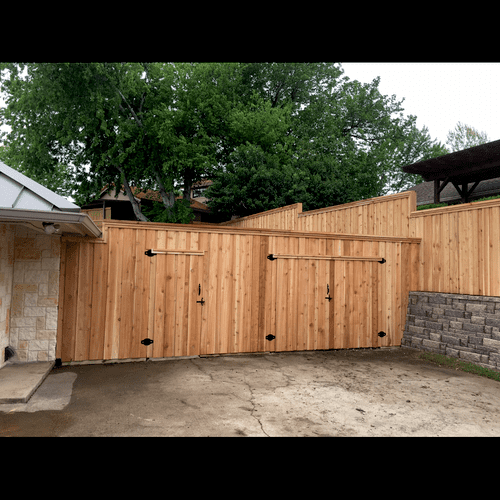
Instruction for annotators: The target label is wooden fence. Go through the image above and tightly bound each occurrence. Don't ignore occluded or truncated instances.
[409,197,500,297]
[220,192,416,237]
[57,188,500,363]
[57,221,420,362]
[219,203,303,231]
[221,191,500,299]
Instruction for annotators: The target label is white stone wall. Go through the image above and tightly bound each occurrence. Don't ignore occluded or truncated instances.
[0,224,15,368]
[7,225,61,363]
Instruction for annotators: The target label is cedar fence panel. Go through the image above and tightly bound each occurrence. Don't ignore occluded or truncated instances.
[409,198,500,297]
[57,222,420,362]
[220,192,416,238]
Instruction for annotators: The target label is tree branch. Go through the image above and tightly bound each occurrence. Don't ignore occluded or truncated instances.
[116,87,144,128]
[116,164,149,221]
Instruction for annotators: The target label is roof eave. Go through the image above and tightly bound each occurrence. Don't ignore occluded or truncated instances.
[0,208,102,238]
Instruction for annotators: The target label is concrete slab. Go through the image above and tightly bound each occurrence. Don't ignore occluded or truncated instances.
[0,362,54,404]
[2,349,500,436]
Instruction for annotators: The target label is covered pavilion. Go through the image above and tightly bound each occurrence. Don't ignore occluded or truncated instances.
[402,139,500,204]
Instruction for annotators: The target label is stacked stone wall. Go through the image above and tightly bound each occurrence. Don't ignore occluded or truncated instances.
[403,291,500,372]
[7,225,61,363]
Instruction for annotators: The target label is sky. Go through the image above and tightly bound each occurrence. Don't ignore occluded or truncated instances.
[340,63,500,147]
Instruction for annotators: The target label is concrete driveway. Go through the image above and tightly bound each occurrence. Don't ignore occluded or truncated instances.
[1,347,500,436]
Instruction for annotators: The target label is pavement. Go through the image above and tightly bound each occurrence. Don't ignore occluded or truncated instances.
[1,348,500,436]
[0,361,54,404]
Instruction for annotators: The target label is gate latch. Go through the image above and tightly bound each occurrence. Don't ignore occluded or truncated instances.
[266,334,276,341]
[197,283,205,305]
[141,338,154,345]
[325,284,332,302]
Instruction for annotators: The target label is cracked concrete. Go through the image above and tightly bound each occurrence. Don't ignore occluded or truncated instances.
[1,348,500,436]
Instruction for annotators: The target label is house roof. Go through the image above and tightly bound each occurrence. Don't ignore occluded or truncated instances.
[409,177,500,205]
[192,179,213,188]
[402,139,500,184]
[93,185,211,212]
[0,161,80,212]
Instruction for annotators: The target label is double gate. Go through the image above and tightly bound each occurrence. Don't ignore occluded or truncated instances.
[57,223,419,362]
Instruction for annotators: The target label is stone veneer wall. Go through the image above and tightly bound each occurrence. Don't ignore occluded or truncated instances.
[0,224,15,368]
[402,291,500,372]
[0,223,61,365]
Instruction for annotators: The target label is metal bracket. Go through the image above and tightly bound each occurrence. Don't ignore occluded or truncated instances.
[379,258,386,264]
[267,254,277,261]
[266,334,276,341]
[197,298,205,306]
[378,331,386,338]
[145,249,156,257]
[141,338,154,345]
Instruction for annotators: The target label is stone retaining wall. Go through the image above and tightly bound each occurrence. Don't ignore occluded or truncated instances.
[402,291,500,372]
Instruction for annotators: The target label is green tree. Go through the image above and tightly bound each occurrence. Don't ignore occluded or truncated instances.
[0,62,300,222]
[0,63,179,220]
[208,68,448,217]
[446,121,490,152]
[1,62,448,222]
[207,143,309,220]
[0,143,77,199]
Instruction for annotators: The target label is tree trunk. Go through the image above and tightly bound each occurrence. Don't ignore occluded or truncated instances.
[183,171,193,203]
[117,165,149,222]
[155,171,176,209]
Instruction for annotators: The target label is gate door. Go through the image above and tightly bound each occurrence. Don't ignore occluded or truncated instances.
[270,254,385,351]
[146,249,205,358]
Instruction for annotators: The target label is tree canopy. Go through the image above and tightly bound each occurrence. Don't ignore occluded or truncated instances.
[446,121,490,152]
[0,62,448,222]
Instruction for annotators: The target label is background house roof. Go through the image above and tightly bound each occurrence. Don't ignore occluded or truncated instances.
[409,177,500,205]
[0,161,80,212]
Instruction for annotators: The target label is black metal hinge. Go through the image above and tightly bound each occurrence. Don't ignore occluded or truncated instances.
[267,254,277,261]
[378,331,386,338]
[145,249,156,257]
[141,338,154,345]
[379,258,386,264]
[325,284,332,302]
[266,334,276,341]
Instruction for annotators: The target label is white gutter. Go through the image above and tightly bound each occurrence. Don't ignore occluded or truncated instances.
[0,207,102,238]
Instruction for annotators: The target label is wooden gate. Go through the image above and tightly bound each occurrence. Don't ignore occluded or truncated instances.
[147,249,204,358]
[272,254,384,352]
[57,222,420,363]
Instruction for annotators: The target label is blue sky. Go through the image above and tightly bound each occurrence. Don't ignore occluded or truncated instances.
[340,63,500,148]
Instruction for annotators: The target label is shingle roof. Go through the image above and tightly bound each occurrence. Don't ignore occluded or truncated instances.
[409,177,500,205]
[0,161,80,212]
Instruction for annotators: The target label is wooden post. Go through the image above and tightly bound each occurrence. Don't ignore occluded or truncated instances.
[434,180,440,204]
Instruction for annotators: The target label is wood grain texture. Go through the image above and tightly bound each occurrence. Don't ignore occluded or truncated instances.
[58,222,417,361]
